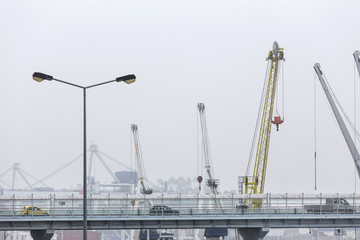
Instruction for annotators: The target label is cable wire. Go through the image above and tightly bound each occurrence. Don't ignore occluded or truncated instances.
[354,60,357,194]
[246,61,270,176]
[282,61,285,120]
[323,73,360,142]
[197,106,199,177]
[314,71,317,190]
[130,127,133,189]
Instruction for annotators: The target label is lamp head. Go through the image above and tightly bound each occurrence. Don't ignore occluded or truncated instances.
[32,72,53,82]
[116,74,136,84]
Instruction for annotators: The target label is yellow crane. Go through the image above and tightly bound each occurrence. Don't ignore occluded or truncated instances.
[242,41,284,208]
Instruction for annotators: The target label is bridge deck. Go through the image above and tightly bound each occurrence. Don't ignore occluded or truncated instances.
[1,193,359,230]
[1,214,360,231]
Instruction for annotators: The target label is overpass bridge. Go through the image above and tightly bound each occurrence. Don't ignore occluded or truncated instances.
[1,193,360,239]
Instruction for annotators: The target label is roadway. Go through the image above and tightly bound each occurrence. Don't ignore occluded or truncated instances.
[0,193,360,231]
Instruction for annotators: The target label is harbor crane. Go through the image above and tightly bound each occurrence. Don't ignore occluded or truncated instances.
[314,63,360,178]
[241,41,285,208]
[197,103,227,239]
[197,103,219,195]
[131,124,153,195]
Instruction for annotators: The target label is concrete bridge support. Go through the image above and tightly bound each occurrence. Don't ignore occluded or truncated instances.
[30,230,54,240]
[238,228,269,240]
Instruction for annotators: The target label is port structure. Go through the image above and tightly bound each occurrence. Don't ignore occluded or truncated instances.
[241,41,285,209]
[197,103,219,195]
[196,103,226,240]
[0,144,139,194]
[0,163,51,191]
[314,63,360,178]
[131,124,153,195]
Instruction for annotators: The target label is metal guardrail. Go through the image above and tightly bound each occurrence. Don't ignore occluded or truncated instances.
[0,208,356,217]
[0,193,359,217]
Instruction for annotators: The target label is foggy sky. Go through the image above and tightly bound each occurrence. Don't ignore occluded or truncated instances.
[1,0,360,194]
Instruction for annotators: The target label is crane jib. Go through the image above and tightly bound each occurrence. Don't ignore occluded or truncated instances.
[314,63,360,179]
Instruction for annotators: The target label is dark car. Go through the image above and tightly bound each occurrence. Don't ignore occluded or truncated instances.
[149,205,180,216]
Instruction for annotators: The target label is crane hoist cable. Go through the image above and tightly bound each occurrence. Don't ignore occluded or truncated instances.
[242,41,285,208]
[354,57,358,192]
[282,60,285,119]
[275,60,285,121]
[314,71,318,190]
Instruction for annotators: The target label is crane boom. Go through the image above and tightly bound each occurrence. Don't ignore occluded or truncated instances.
[244,41,284,202]
[314,63,360,178]
[131,124,153,195]
[197,103,219,194]
[354,51,360,78]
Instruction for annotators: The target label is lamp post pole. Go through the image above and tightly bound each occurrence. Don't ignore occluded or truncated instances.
[83,88,87,239]
[32,72,136,240]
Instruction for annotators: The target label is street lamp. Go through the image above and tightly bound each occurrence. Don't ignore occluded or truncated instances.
[32,72,136,240]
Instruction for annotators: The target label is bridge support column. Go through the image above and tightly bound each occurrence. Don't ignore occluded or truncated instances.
[30,230,54,240]
[238,228,269,240]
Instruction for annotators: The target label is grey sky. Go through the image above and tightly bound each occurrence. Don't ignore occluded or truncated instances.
[1,0,360,194]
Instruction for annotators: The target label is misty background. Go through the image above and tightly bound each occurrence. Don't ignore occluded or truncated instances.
[1,0,360,194]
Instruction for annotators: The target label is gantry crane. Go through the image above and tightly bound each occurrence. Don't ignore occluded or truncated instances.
[197,103,219,195]
[314,63,360,178]
[242,41,285,208]
[131,124,153,195]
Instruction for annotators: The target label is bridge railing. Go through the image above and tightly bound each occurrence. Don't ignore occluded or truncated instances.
[0,193,358,217]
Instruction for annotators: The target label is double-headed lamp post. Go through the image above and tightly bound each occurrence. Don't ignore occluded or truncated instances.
[32,72,136,240]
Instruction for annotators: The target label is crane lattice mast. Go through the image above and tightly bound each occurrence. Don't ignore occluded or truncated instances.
[244,42,284,205]
[131,124,153,195]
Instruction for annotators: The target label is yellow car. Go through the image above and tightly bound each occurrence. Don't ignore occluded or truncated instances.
[20,206,49,216]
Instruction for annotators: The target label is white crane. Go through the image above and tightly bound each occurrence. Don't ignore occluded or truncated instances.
[197,103,227,239]
[197,103,219,194]
[131,124,153,195]
[314,63,360,178]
